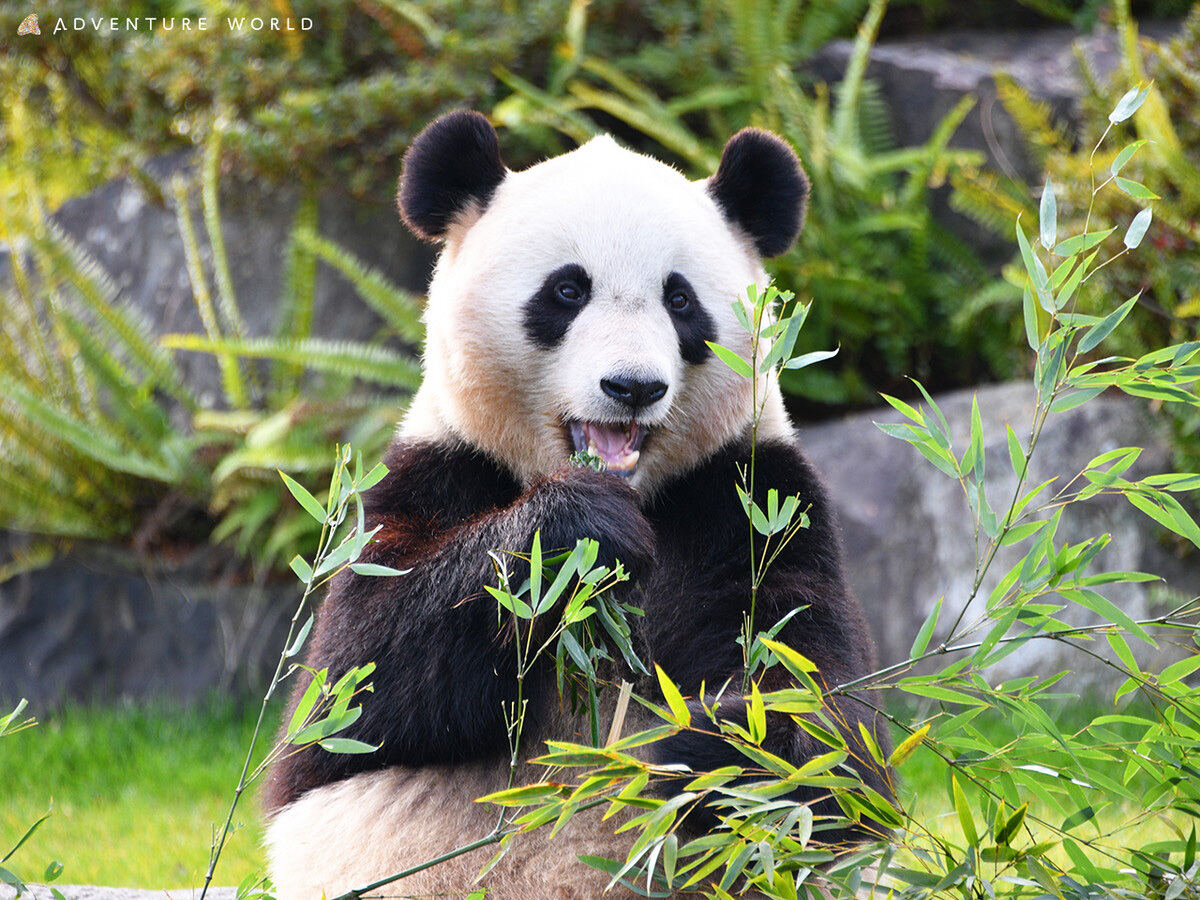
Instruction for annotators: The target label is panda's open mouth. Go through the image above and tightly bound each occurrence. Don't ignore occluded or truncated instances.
[566,421,649,476]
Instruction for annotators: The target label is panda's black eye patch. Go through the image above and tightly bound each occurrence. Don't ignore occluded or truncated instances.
[523,264,592,348]
[664,272,714,365]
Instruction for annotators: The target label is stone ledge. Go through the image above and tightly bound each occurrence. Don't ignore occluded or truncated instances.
[0,888,235,900]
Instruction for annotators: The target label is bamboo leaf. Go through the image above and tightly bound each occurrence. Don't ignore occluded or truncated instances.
[1079,295,1140,353]
[910,596,943,657]
[1039,177,1056,249]
[279,471,327,523]
[655,664,691,726]
[705,342,753,378]
[888,722,931,767]
[1123,207,1153,250]
[1109,85,1150,123]
[1054,227,1116,258]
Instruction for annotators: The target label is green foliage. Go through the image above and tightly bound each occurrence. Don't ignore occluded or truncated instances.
[0,700,65,899]
[201,445,399,898]
[0,1,741,200]
[163,150,422,569]
[496,0,1004,410]
[0,163,422,571]
[951,2,1200,439]
[0,209,202,542]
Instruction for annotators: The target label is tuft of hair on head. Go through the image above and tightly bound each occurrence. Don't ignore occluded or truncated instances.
[397,110,507,242]
[707,129,809,258]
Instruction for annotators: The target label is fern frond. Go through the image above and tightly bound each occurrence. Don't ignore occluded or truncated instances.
[1153,41,1200,99]
[723,0,777,99]
[262,511,323,569]
[950,169,1035,237]
[1072,42,1107,110]
[211,441,343,485]
[994,73,1064,165]
[0,465,107,539]
[23,218,193,407]
[202,123,248,339]
[162,335,422,390]
[767,64,818,169]
[275,190,320,395]
[857,80,894,156]
[172,177,249,408]
[0,374,181,482]
[59,312,177,448]
[295,230,424,342]
[901,94,977,208]
[1155,200,1200,243]
[792,0,869,59]
[6,250,67,401]
[831,0,886,150]
[0,542,55,585]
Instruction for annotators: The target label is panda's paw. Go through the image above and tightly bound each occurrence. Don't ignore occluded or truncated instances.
[533,466,656,579]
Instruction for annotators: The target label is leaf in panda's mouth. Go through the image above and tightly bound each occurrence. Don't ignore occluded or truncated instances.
[566,421,649,475]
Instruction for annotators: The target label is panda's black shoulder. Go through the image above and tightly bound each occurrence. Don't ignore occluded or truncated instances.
[363,438,522,526]
[646,431,842,573]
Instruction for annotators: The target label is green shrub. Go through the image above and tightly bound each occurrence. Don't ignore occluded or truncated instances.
[0,153,423,572]
[0,0,748,203]
[951,2,1200,387]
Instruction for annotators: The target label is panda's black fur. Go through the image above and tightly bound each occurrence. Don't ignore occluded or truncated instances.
[264,435,891,838]
[264,110,891,895]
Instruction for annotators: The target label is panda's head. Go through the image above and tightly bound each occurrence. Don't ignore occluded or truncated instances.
[397,110,808,494]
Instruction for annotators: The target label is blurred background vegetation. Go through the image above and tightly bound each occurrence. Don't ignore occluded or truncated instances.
[1,0,1197,575]
[2,0,1198,886]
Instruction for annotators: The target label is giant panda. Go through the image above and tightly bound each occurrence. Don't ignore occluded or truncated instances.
[263,110,891,899]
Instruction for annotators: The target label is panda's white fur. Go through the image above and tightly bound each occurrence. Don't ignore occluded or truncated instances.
[264,127,816,899]
[266,703,658,899]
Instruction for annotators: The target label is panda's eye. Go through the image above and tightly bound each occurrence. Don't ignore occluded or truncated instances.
[554,280,585,305]
[667,290,691,313]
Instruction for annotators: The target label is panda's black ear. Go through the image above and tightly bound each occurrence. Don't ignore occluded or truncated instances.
[398,110,507,242]
[707,129,808,258]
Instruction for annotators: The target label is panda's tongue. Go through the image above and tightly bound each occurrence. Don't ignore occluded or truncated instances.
[581,422,641,473]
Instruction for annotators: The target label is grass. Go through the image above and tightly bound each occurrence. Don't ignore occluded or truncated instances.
[0,696,275,888]
[0,694,1185,889]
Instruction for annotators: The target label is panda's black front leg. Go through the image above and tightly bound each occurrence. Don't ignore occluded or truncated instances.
[651,678,893,846]
[264,463,655,813]
[648,567,894,846]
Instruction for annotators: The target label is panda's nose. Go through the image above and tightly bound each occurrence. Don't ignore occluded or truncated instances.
[600,376,669,410]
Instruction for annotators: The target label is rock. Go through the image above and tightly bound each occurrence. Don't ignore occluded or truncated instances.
[798,381,1195,680]
[0,541,292,709]
[2,153,434,403]
[0,888,234,900]
[811,23,1181,260]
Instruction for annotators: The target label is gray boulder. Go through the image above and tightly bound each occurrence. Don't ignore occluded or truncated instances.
[0,541,291,709]
[811,23,1181,260]
[3,153,432,403]
[799,381,1194,680]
